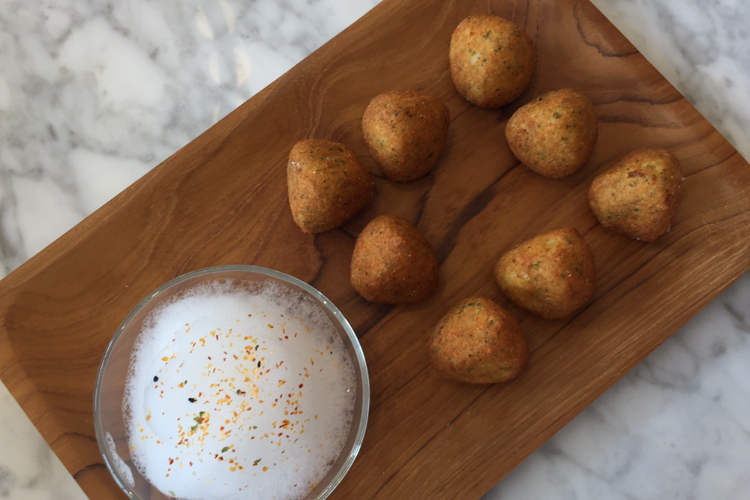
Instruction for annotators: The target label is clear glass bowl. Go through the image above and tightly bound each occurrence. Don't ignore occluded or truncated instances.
[94,265,369,500]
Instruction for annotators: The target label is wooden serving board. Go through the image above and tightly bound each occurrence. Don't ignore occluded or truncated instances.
[1,0,749,498]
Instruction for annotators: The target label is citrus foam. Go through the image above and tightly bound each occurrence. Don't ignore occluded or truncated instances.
[124,280,357,500]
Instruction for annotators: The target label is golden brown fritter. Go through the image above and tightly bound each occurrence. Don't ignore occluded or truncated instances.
[506,88,598,178]
[429,296,529,384]
[350,215,439,304]
[449,15,537,108]
[494,227,596,319]
[362,91,450,182]
[287,139,372,233]
[589,148,682,242]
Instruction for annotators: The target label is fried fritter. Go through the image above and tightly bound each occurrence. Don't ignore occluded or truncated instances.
[429,296,529,384]
[449,15,537,108]
[589,148,682,242]
[362,91,450,182]
[287,139,372,233]
[350,215,439,304]
[506,88,598,178]
[494,227,596,319]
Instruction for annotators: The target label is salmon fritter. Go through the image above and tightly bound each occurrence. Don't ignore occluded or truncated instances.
[362,91,450,182]
[351,215,439,304]
[429,296,529,384]
[506,88,598,178]
[494,227,596,319]
[589,148,683,242]
[287,139,372,233]
[449,15,537,108]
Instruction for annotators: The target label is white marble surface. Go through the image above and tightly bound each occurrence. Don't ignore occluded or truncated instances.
[0,0,748,499]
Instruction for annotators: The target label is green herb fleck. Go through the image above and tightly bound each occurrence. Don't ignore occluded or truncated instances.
[221,446,230,453]
[191,411,206,432]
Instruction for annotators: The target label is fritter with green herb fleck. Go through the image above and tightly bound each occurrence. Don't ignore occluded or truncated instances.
[287,139,372,233]
[449,15,537,108]
[494,227,596,319]
[429,296,529,384]
[589,148,682,242]
[506,88,598,179]
[362,91,450,183]
[350,215,439,304]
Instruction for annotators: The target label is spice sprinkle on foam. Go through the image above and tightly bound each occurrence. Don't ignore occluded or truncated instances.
[124,280,356,500]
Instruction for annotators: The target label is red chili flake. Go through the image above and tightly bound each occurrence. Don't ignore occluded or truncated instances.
[168,458,174,465]
[298,384,303,388]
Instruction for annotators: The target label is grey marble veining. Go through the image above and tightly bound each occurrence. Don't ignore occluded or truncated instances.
[593,0,750,159]
[0,385,86,500]
[0,0,748,499]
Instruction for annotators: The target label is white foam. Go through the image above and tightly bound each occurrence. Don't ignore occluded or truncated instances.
[106,431,135,489]
[124,280,357,500]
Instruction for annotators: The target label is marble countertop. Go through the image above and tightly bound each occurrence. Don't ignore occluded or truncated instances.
[1,0,749,499]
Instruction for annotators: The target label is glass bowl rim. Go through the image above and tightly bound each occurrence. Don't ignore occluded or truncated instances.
[93,264,370,500]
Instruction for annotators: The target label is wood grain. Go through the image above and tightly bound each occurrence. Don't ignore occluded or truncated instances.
[1,0,749,498]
